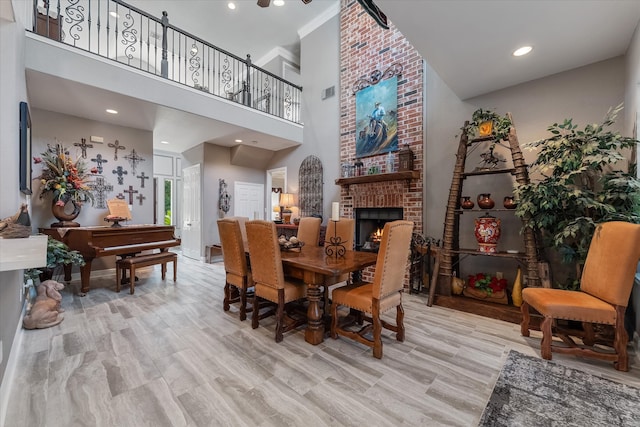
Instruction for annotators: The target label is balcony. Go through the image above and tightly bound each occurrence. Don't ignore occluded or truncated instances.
[30,0,302,125]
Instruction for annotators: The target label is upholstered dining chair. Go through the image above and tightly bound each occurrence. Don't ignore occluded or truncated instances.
[296,216,322,250]
[245,220,307,342]
[228,216,249,252]
[217,217,253,321]
[324,217,356,305]
[330,220,414,358]
[521,221,640,371]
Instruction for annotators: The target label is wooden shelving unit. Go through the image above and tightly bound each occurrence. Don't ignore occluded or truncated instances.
[430,114,545,322]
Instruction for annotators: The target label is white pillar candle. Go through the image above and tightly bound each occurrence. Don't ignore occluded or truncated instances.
[332,202,340,222]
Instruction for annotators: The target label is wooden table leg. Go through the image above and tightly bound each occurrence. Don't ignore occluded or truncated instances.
[305,283,324,345]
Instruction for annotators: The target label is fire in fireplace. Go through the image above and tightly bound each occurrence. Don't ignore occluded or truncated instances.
[355,207,403,251]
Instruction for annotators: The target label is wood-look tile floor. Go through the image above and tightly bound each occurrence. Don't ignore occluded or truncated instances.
[4,253,640,427]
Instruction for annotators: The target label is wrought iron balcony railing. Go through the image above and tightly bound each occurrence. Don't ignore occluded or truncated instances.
[31,0,303,124]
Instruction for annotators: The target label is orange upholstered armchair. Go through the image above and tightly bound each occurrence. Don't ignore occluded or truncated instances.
[330,220,414,358]
[521,221,640,371]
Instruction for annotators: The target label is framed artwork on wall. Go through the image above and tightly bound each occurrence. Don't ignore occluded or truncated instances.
[355,75,398,158]
[19,101,32,195]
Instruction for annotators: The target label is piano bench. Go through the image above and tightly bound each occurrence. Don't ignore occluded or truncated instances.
[115,252,177,294]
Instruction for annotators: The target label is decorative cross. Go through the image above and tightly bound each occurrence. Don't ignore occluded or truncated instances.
[123,185,138,205]
[91,153,108,174]
[116,193,125,200]
[88,176,114,209]
[108,140,126,160]
[74,138,93,158]
[112,166,128,185]
[124,149,145,175]
[136,172,150,188]
[136,193,146,206]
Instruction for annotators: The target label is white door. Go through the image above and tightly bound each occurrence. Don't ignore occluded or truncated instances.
[182,164,201,260]
[234,182,264,219]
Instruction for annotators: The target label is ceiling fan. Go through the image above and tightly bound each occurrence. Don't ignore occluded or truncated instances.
[257,0,312,7]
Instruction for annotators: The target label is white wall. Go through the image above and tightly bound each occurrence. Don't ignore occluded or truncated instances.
[30,109,155,229]
[0,0,30,414]
[424,56,627,284]
[267,14,341,225]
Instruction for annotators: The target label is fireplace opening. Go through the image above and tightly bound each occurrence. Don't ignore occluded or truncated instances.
[355,207,403,251]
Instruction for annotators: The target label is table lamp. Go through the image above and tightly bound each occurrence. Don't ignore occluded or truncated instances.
[279,193,295,224]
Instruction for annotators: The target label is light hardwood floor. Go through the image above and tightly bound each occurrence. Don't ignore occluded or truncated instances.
[4,253,640,427]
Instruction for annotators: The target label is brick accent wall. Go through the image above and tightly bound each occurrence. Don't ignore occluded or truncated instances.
[339,0,424,283]
[339,0,423,231]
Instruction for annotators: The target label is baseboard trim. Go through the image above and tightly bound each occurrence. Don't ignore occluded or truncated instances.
[0,303,27,427]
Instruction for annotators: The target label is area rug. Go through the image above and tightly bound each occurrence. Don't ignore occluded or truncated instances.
[479,350,640,427]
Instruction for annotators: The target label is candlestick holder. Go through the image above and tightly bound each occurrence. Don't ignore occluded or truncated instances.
[324,220,346,258]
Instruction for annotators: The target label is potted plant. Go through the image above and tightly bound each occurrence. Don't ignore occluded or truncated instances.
[465,108,512,140]
[514,104,640,288]
[25,236,86,284]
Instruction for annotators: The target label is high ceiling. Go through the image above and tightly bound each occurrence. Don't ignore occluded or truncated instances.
[376,0,640,100]
[25,0,640,153]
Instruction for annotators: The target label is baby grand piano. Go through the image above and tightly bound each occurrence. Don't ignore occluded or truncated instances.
[40,225,181,295]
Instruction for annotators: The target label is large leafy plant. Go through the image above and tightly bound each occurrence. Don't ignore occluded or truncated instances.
[515,104,640,282]
[25,236,85,282]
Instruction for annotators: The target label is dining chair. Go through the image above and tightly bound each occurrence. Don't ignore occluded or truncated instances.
[330,220,414,358]
[521,221,640,371]
[245,220,307,342]
[217,218,252,321]
[227,216,249,252]
[296,216,322,249]
[324,217,356,305]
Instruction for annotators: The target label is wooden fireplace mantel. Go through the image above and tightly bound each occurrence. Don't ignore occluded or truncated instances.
[335,170,419,192]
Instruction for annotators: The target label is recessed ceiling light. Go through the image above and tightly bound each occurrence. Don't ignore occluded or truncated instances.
[513,46,533,57]
[109,11,119,18]
[274,0,285,6]
[228,2,236,9]
[160,140,169,144]
[106,109,118,114]
[235,139,243,143]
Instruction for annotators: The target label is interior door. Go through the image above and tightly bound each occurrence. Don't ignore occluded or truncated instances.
[181,164,201,260]
[234,182,264,219]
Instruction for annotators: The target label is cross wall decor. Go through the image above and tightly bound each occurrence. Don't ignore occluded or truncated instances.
[88,176,114,209]
[108,140,126,160]
[74,138,93,158]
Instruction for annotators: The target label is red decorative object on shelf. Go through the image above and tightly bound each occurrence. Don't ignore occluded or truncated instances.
[474,213,501,253]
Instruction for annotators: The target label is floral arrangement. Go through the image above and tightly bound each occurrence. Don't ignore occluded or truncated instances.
[467,273,507,295]
[34,144,95,206]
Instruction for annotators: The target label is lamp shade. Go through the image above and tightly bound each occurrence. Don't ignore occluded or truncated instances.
[279,193,295,208]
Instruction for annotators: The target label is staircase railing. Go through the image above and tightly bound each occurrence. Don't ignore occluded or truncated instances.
[31,0,302,124]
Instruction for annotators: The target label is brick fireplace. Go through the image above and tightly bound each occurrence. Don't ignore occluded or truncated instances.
[338,1,424,284]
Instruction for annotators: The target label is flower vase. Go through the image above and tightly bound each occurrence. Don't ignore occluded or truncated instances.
[511,266,523,307]
[474,213,501,253]
[51,198,81,228]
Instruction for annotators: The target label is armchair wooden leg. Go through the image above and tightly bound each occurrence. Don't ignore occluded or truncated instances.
[275,291,285,343]
[582,322,595,346]
[396,303,405,342]
[252,293,259,329]
[540,316,553,360]
[372,303,383,359]
[330,300,339,339]
[239,278,248,321]
[520,301,531,337]
[614,306,629,371]
[223,282,231,312]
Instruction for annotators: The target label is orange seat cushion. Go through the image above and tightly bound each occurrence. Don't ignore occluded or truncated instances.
[332,283,401,314]
[522,288,617,324]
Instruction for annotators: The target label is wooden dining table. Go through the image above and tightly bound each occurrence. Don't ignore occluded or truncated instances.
[280,246,378,345]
